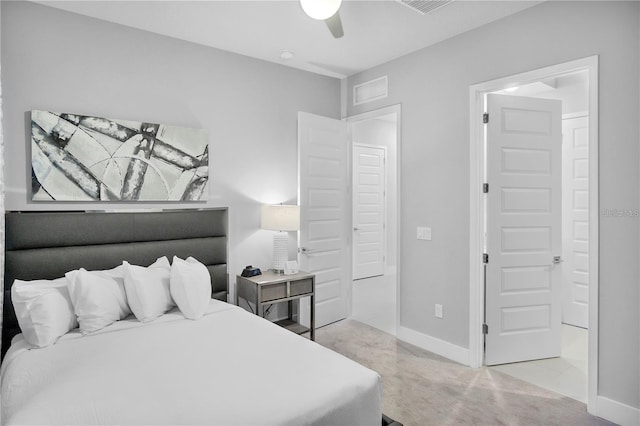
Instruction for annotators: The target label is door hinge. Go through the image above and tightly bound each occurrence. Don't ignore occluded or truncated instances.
[482,323,489,334]
[483,253,489,264]
[483,183,489,193]
[483,113,489,124]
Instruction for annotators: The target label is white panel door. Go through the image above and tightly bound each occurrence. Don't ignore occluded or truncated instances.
[298,112,349,328]
[353,144,385,280]
[485,94,562,366]
[562,114,589,329]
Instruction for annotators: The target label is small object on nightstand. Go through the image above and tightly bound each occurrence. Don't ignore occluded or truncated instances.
[241,265,262,277]
[284,260,299,275]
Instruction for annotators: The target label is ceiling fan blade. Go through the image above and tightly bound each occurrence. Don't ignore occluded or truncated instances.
[325,11,344,39]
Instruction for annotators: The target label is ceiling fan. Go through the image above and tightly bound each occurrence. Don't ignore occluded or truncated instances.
[299,0,344,39]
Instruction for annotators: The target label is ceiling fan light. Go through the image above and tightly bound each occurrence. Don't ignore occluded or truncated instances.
[300,0,342,20]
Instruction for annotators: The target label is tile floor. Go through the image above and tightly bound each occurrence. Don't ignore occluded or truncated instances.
[316,319,607,426]
[490,324,588,402]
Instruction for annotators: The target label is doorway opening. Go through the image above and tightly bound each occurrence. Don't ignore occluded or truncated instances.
[468,56,599,412]
[347,105,401,336]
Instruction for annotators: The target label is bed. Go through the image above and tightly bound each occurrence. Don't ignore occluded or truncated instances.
[1,209,382,425]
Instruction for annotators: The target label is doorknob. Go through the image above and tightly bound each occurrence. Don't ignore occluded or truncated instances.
[353,227,361,231]
[552,256,563,264]
[299,247,316,254]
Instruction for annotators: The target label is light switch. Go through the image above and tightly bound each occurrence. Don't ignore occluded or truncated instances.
[417,226,432,240]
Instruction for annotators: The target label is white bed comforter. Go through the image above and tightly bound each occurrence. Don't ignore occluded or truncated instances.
[1,300,381,425]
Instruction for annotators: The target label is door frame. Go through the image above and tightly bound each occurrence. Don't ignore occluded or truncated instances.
[468,56,599,411]
[346,104,402,331]
[352,143,387,281]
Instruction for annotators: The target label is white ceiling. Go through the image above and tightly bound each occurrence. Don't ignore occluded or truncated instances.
[34,0,543,78]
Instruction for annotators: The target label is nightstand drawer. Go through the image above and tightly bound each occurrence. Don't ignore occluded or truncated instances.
[261,283,287,302]
[290,278,313,296]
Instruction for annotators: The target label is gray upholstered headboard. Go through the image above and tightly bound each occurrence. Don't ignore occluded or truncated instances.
[3,208,228,359]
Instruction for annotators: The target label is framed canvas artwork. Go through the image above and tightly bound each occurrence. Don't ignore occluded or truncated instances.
[31,110,209,201]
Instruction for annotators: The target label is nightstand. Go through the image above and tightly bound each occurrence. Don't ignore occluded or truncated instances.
[236,270,315,340]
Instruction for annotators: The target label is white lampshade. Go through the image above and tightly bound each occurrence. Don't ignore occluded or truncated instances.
[261,205,300,232]
[261,205,300,272]
[300,0,342,20]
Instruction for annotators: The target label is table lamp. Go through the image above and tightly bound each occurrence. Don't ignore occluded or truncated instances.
[261,204,300,273]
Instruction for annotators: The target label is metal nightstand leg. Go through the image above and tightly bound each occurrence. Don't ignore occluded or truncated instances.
[310,293,315,341]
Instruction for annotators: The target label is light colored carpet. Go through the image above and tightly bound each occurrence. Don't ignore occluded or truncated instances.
[315,319,613,426]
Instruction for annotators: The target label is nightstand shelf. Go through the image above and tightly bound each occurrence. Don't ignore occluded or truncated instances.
[236,270,315,340]
[274,318,310,336]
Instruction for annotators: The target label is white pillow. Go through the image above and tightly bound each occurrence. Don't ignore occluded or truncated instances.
[11,278,78,347]
[123,257,174,322]
[65,265,131,334]
[170,256,211,320]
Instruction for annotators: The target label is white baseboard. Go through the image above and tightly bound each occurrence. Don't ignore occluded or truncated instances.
[397,326,469,366]
[595,396,640,426]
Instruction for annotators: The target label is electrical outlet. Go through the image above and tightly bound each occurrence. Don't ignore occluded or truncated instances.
[435,304,443,319]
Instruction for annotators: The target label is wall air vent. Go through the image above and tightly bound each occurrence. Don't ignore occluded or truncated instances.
[397,0,454,15]
[353,76,388,106]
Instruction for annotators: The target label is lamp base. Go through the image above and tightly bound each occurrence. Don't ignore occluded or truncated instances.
[272,231,289,272]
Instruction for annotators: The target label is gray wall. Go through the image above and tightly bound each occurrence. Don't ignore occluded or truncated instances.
[0,0,4,340]
[1,1,340,307]
[346,1,639,409]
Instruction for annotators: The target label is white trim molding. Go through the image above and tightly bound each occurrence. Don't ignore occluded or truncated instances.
[398,326,469,366]
[468,55,601,413]
[594,396,640,426]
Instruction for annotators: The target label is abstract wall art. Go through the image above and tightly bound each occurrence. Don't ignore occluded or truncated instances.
[31,110,209,201]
